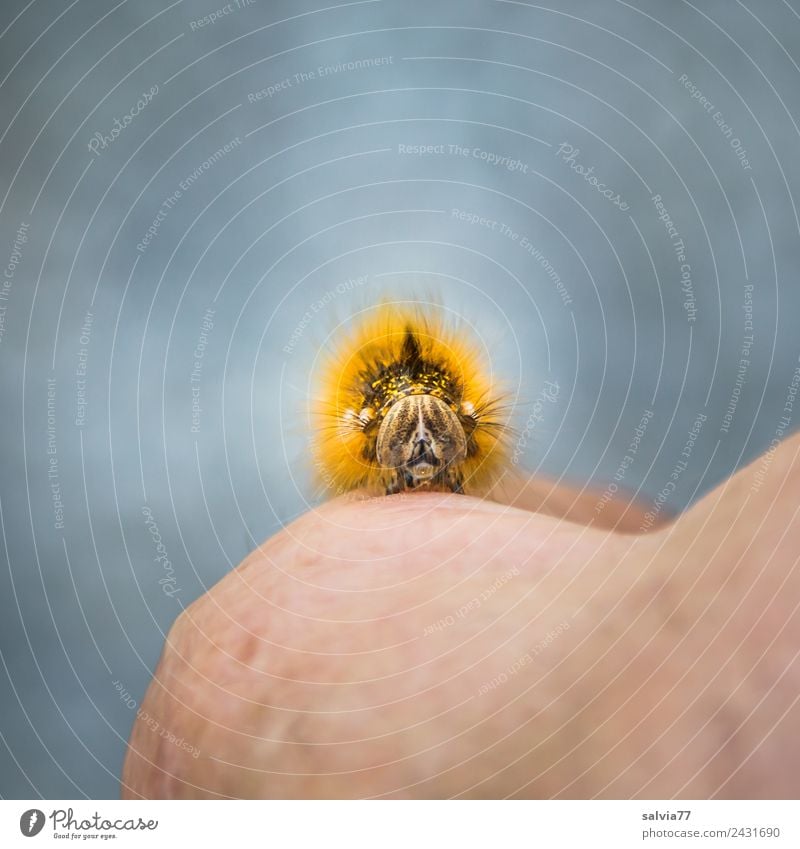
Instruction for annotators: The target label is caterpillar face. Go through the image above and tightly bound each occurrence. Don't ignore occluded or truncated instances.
[312,302,510,497]
[376,394,468,493]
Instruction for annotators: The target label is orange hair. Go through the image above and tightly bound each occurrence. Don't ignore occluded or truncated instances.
[311,301,511,497]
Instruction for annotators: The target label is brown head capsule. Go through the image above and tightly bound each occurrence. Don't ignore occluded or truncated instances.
[376,394,468,493]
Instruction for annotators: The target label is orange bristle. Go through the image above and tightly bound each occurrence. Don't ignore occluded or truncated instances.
[310,301,511,497]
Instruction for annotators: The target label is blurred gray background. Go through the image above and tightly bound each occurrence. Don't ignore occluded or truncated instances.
[1,0,799,797]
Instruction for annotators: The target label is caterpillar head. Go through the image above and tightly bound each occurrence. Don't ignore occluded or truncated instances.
[313,303,510,497]
[376,394,468,493]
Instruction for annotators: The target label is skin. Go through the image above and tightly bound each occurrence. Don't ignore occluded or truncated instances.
[122,431,800,798]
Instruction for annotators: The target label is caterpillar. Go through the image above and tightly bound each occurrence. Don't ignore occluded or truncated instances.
[311,301,511,497]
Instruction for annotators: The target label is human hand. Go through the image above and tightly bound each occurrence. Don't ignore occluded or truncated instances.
[122,435,800,798]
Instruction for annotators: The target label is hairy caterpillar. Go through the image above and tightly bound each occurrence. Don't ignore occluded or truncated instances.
[311,302,511,496]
